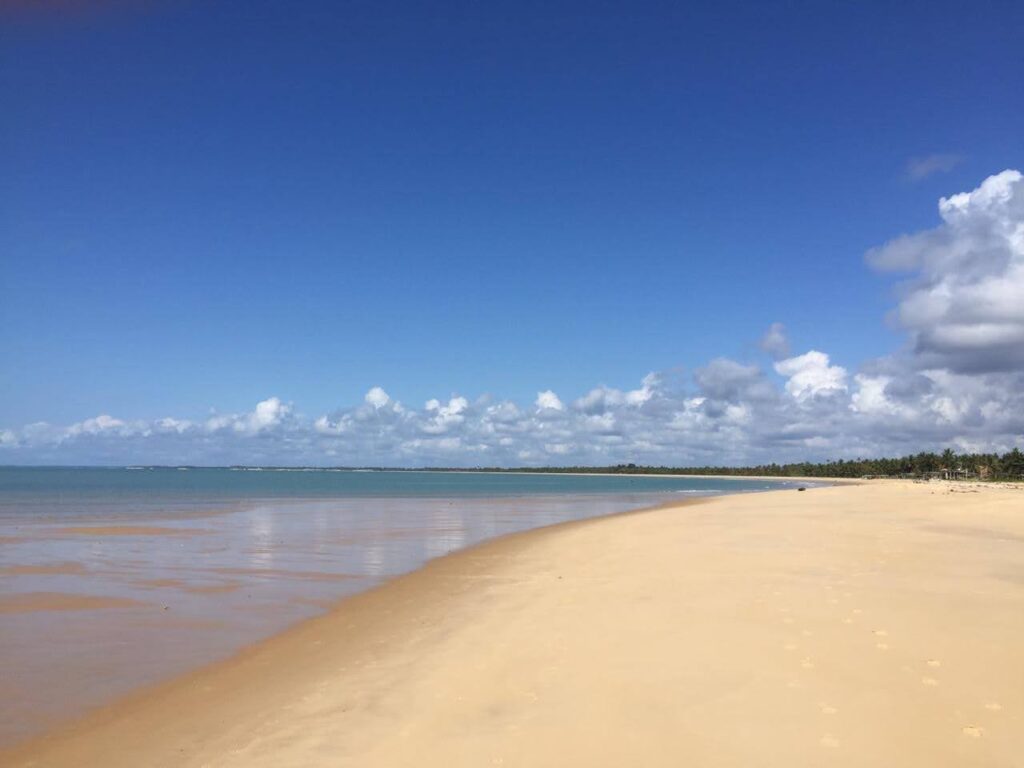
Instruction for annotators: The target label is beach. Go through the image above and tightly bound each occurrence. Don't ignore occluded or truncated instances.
[0,468,783,746]
[4,480,1023,767]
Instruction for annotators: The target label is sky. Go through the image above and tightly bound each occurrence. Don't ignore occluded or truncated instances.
[1,0,1022,466]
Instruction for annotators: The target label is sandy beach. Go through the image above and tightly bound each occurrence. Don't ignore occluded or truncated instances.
[4,480,1023,767]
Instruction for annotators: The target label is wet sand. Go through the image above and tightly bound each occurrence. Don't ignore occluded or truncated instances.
[4,480,1022,767]
[0,491,693,746]
[51,525,214,537]
[0,563,88,576]
[0,592,145,614]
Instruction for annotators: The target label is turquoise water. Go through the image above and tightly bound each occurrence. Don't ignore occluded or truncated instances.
[0,466,791,504]
[0,467,800,746]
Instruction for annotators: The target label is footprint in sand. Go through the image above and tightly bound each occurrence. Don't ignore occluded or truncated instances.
[921,677,939,687]
[819,703,838,715]
[801,657,815,669]
[984,702,1002,711]
[873,629,888,637]
[819,734,840,748]
[852,608,863,615]
[961,725,984,738]
[926,659,941,668]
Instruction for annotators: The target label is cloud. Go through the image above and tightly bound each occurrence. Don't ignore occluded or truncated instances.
[535,390,564,411]
[905,153,964,181]
[573,373,658,412]
[65,414,129,437]
[423,396,469,434]
[2,356,1020,466]
[759,322,790,360]
[364,387,391,409]
[867,169,1024,373]
[694,358,775,407]
[250,397,291,431]
[849,374,904,418]
[154,418,193,434]
[2,171,1022,467]
[204,397,295,436]
[774,351,848,400]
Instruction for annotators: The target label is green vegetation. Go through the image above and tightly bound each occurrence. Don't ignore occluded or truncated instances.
[422,448,1024,480]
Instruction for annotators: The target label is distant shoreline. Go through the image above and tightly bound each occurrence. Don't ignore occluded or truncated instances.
[1,464,849,485]
[0,464,854,481]
[4,452,1020,483]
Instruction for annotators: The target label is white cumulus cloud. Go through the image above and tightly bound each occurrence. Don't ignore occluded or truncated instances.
[867,169,1024,373]
[574,373,657,412]
[535,390,564,411]
[204,397,295,436]
[774,351,848,400]
[364,387,391,409]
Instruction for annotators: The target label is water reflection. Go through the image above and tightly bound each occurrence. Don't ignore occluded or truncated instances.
[361,543,386,578]
[246,508,277,568]
[424,504,468,560]
[0,489,731,746]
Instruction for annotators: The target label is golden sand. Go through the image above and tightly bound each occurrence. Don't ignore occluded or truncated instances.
[3,481,1022,767]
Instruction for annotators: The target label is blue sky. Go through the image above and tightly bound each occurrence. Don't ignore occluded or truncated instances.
[2,1,1022,465]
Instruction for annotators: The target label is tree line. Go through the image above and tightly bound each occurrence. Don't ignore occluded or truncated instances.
[421,448,1024,480]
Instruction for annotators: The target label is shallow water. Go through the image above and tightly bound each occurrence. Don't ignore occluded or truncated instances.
[0,468,798,745]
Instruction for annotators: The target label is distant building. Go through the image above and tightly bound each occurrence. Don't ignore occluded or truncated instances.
[939,466,976,480]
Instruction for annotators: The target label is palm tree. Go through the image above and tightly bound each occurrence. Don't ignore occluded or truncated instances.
[1003,448,1024,479]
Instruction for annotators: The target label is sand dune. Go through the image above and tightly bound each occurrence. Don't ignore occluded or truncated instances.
[4,481,1022,767]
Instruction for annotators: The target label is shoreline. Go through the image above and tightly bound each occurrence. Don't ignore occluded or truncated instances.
[5,479,1023,766]
[3,486,724,747]
[1,493,708,765]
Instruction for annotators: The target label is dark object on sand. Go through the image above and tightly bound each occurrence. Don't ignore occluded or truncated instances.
[797,487,806,491]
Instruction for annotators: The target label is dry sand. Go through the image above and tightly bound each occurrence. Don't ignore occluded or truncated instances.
[3,481,1023,767]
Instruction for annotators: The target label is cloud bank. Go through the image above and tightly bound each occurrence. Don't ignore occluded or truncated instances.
[868,169,1024,373]
[4,171,1023,466]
